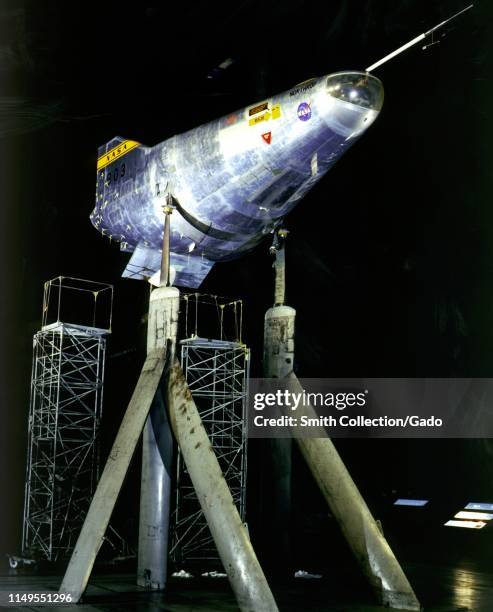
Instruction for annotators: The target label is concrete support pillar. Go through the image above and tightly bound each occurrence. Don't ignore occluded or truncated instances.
[167,359,279,612]
[58,285,179,601]
[262,233,419,609]
[137,285,180,589]
[263,232,295,570]
[263,304,295,568]
[263,305,295,379]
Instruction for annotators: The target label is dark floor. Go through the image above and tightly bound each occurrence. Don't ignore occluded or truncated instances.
[0,562,490,611]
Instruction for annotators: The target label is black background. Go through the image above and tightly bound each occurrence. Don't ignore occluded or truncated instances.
[1,0,493,573]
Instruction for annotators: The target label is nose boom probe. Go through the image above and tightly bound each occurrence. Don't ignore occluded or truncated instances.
[366,4,473,72]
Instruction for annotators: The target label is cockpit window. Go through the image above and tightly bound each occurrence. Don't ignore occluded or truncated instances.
[326,72,384,112]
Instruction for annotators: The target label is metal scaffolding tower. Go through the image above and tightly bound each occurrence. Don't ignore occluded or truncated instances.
[22,277,113,562]
[170,294,249,565]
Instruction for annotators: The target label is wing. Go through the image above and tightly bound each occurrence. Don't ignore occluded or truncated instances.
[122,243,215,288]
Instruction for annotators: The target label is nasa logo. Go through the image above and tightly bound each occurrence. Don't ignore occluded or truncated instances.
[297,102,311,121]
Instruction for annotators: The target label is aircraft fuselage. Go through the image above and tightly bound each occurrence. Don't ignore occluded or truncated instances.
[91,71,383,287]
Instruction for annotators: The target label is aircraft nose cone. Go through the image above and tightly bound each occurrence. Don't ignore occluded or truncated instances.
[326,72,384,112]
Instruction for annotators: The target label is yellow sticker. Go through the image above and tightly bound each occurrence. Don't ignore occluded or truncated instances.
[248,104,281,126]
[249,114,267,126]
[97,139,140,171]
[249,102,269,117]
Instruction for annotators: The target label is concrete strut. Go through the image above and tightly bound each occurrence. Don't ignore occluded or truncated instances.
[58,347,167,601]
[137,285,180,589]
[288,373,421,611]
[166,359,279,612]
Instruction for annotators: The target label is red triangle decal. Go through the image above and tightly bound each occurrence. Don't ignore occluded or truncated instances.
[261,131,272,144]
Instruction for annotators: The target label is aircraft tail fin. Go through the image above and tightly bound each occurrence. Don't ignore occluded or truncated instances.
[96,136,143,175]
[92,137,148,233]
